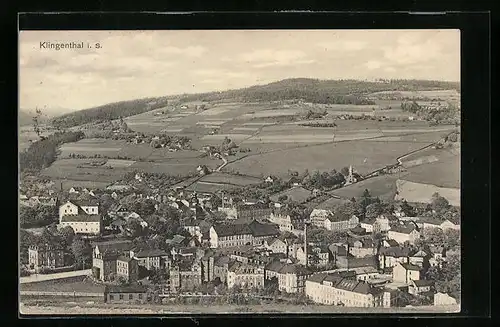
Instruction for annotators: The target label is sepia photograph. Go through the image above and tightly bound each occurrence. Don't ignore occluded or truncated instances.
[19,29,461,315]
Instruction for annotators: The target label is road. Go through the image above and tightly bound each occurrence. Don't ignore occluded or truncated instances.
[216,156,228,172]
[20,269,92,284]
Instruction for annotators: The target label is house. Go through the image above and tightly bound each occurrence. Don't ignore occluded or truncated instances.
[235,203,272,221]
[324,214,359,232]
[264,176,274,183]
[212,256,238,284]
[268,212,294,232]
[349,239,377,258]
[58,200,99,222]
[387,223,420,245]
[434,292,458,306]
[408,279,435,295]
[305,272,385,307]
[104,285,148,304]
[28,245,65,272]
[409,250,428,267]
[264,260,286,280]
[309,209,333,227]
[392,262,422,284]
[209,220,279,248]
[131,249,170,271]
[296,245,330,268]
[92,240,133,281]
[428,246,446,268]
[169,259,202,293]
[227,262,265,290]
[360,220,376,233]
[60,214,102,235]
[116,256,139,283]
[275,264,313,293]
[263,237,287,254]
[378,246,416,271]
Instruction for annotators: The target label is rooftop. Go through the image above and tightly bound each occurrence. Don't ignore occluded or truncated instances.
[400,262,422,271]
[135,249,168,258]
[60,214,101,223]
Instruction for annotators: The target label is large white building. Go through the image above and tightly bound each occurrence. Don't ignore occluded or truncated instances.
[58,200,99,222]
[324,215,359,232]
[58,199,101,235]
[268,212,294,232]
[387,224,421,245]
[227,262,265,289]
[309,209,333,227]
[305,272,389,307]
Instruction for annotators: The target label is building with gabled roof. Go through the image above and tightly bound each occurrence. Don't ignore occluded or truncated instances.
[378,246,416,271]
[305,272,386,307]
[209,220,279,248]
[387,223,421,245]
[392,261,422,284]
[227,262,265,289]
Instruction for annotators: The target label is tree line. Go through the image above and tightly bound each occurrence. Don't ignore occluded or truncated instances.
[51,97,169,128]
[19,131,85,172]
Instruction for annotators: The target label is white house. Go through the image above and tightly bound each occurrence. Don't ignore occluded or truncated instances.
[268,212,294,232]
[324,215,359,232]
[58,200,99,222]
[387,224,420,245]
[309,209,333,227]
[60,214,102,235]
[392,262,422,284]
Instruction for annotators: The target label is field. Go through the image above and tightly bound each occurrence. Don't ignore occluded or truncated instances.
[223,140,426,178]
[37,95,459,192]
[20,276,105,293]
[403,155,460,189]
[329,174,402,201]
[395,179,460,207]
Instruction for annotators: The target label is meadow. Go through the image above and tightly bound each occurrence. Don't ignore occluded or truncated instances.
[328,174,402,201]
[223,140,427,178]
[395,179,460,207]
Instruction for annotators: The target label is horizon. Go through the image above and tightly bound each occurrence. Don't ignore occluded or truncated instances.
[19,30,460,114]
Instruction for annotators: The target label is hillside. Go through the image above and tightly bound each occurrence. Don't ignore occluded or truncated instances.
[50,97,170,129]
[48,78,460,129]
[178,78,460,103]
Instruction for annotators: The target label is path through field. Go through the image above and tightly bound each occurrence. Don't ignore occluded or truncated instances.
[20,269,92,284]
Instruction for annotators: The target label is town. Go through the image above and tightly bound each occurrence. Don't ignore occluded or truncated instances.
[20,164,460,310]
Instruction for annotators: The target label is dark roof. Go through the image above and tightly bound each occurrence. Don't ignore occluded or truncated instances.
[280,264,313,275]
[334,278,380,295]
[350,226,367,235]
[236,203,271,211]
[93,239,133,254]
[165,234,186,244]
[329,244,348,256]
[248,220,280,237]
[213,224,252,237]
[135,249,168,258]
[413,279,435,287]
[265,261,286,273]
[419,217,442,226]
[69,199,99,207]
[60,214,101,222]
[105,285,147,294]
[446,215,460,225]
[110,218,127,227]
[400,263,422,271]
[214,255,232,267]
[384,239,399,247]
[379,246,415,257]
[307,273,328,283]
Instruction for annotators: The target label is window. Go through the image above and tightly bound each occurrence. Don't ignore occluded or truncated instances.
[129,294,133,300]
[119,294,124,300]
[109,295,114,300]
[138,294,143,299]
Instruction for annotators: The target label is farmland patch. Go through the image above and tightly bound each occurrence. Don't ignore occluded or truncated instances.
[395,179,460,207]
[403,155,460,189]
[329,174,402,201]
[185,181,239,193]
[105,159,136,168]
[223,140,424,178]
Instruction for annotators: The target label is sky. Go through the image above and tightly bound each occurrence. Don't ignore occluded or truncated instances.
[19,29,460,113]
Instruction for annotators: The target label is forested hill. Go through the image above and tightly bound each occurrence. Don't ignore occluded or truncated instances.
[51,97,170,129]
[178,78,461,103]
[49,78,459,128]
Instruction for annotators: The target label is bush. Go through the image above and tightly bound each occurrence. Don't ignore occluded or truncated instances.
[39,265,76,274]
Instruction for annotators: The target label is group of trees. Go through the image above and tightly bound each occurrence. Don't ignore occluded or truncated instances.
[425,252,461,302]
[19,131,85,172]
[51,97,169,128]
[304,109,328,120]
[19,205,57,228]
[302,170,346,190]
